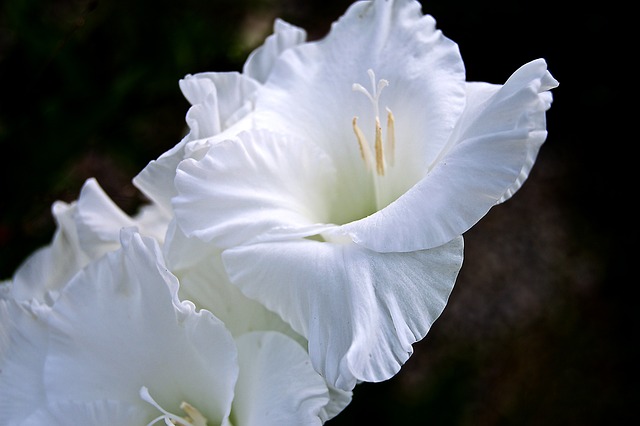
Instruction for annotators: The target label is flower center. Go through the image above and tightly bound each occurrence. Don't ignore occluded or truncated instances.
[141,386,209,426]
[352,69,396,208]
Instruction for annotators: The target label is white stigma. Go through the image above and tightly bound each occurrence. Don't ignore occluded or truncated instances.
[352,69,396,177]
[141,386,208,426]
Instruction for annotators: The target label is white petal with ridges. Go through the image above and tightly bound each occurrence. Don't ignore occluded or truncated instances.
[134,72,260,211]
[222,236,464,390]
[10,201,89,303]
[0,299,49,424]
[41,229,237,425]
[75,178,136,258]
[174,129,338,247]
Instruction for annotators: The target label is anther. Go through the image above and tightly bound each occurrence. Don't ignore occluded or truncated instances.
[140,386,208,426]
[375,117,384,176]
[352,117,373,171]
[385,108,395,166]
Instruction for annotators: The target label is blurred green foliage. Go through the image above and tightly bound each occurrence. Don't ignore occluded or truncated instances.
[0,0,634,425]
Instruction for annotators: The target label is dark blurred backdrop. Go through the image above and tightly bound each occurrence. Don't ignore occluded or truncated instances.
[0,0,634,424]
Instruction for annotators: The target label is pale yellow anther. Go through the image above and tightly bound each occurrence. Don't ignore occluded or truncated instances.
[352,116,373,171]
[140,386,209,426]
[179,402,208,426]
[385,108,395,166]
[374,116,384,176]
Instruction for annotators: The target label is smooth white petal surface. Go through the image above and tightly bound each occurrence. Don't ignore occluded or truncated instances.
[20,400,149,426]
[131,202,171,243]
[0,300,49,424]
[41,229,237,424]
[174,129,338,247]
[232,332,329,426]
[242,19,307,84]
[133,136,188,213]
[222,236,464,390]
[75,178,136,258]
[75,178,170,255]
[180,72,261,136]
[496,60,558,203]
[10,201,89,303]
[340,59,557,252]
[169,230,304,343]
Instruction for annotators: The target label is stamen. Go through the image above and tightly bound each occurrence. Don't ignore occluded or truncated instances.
[140,386,207,426]
[180,402,208,426]
[352,117,373,171]
[352,69,395,178]
[374,117,384,176]
[385,108,395,166]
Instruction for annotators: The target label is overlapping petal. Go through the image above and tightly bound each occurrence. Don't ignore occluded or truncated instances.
[133,71,260,212]
[9,201,88,303]
[242,19,307,84]
[168,229,304,342]
[39,229,237,424]
[0,299,49,423]
[8,178,171,305]
[163,219,352,420]
[20,401,149,426]
[174,129,338,247]
[233,331,329,426]
[222,236,464,390]
[133,18,304,212]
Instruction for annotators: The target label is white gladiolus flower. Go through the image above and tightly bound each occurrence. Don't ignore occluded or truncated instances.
[0,229,330,425]
[172,0,557,390]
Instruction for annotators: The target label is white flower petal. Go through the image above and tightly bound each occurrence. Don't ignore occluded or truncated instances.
[75,178,170,256]
[0,299,49,424]
[41,229,237,424]
[340,59,557,252]
[222,236,464,390]
[242,18,307,84]
[134,72,260,211]
[75,178,136,258]
[174,129,338,247]
[163,217,214,271]
[496,60,558,202]
[20,400,149,426]
[170,234,304,343]
[131,202,171,243]
[233,331,329,426]
[319,385,353,423]
[10,201,89,303]
[180,72,261,135]
[133,135,188,213]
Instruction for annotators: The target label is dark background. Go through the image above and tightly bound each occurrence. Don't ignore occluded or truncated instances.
[0,0,634,424]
